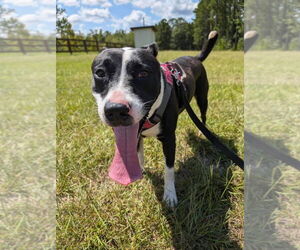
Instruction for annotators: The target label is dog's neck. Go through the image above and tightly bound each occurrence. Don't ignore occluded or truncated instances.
[147,71,165,119]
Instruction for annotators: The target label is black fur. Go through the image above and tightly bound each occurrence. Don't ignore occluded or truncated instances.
[157,32,218,168]
[91,31,218,174]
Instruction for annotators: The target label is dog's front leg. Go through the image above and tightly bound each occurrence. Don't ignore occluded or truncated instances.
[160,133,178,207]
[137,137,144,171]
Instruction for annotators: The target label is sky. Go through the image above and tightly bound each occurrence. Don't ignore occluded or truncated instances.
[1,0,198,35]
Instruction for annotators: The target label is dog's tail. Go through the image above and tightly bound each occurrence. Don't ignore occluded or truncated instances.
[244,30,258,53]
[196,31,218,62]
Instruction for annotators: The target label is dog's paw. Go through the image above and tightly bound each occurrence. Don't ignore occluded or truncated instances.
[163,188,178,207]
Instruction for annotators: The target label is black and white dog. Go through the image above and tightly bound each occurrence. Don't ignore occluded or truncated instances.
[92,31,218,206]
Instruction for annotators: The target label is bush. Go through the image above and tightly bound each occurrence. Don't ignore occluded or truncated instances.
[236,38,244,50]
[254,37,280,50]
[289,37,300,50]
[214,38,231,50]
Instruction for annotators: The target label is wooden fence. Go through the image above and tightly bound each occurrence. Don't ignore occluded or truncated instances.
[0,38,55,53]
[0,37,132,54]
[56,38,131,54]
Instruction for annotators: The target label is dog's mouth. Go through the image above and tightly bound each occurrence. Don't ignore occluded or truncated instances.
[103,100,151,185]
[106,104,153,185]
[106,114,133,127]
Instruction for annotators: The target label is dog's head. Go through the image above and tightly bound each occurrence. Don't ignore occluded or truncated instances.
[91,43,162,127]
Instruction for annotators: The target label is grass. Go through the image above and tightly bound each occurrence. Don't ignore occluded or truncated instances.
[244,51,300,249]
[56,50,244,249]
[0,53,56,249]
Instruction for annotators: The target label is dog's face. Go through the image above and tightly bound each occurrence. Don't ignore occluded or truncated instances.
[91,44,161,127]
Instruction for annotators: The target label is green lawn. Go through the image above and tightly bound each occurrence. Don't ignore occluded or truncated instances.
[244,51,300,249]
[56,51,244,249]
[0,53,56,249]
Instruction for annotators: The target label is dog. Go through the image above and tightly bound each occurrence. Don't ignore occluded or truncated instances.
[91,31,218,207]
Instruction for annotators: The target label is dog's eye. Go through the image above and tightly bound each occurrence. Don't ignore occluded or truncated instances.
[95,69,105,78]
[137,71,148,78]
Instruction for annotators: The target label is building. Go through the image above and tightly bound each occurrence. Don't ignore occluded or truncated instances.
[130,26,156,48]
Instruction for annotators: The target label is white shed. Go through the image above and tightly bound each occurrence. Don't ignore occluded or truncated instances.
[130,26,156,48]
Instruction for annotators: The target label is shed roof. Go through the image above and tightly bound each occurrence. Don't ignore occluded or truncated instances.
[130,25,156,32]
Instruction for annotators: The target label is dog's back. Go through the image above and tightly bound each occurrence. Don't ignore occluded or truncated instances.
[171,31,218,124]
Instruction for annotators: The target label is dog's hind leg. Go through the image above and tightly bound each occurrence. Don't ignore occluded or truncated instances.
[194,64,209,125]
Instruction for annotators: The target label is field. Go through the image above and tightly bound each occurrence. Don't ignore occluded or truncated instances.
[0,53,56,249]
[244,51,300,249]
[56,50,244,249]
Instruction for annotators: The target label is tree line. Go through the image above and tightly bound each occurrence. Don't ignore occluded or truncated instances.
[2,2,244,50]
[56,0,244,51]
[2,0,299,50]
[245,0,300,50]
[157,0,244,50]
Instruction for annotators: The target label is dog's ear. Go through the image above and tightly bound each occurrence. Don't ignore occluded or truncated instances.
[141,43,158,57]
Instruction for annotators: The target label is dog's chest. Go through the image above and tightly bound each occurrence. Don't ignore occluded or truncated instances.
[141,123,161,137]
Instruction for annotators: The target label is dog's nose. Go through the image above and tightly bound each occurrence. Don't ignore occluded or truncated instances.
[104,102,130,123]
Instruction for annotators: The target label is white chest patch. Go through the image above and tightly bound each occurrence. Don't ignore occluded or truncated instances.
[141,123,161,137]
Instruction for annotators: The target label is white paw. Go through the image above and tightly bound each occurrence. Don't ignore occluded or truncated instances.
[163,188,178,207]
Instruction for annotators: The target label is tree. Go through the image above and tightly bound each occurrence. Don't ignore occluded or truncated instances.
[245,0,300,50]
[193,0,211,49]
[169,18,194,50]
[193,0,244,50]
[155,19,172,50]
[87,29,105,42]
[56,6,74,38]
[228,0,244,49]
[0,5,30,38]
[104,30,134,45]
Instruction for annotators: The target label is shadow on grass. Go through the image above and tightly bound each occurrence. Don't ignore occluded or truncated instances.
[146,130,243,249]
[244,135,298,249]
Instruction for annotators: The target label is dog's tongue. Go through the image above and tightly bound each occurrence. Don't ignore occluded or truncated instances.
[108,123,142,185]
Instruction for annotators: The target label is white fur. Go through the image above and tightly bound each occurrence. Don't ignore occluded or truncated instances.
[92,77,106,122]
[163,165,177,207]
[122,47,133,51]
[141,122,161,137]
[119,49,134,87]
[103,85,143,124]
[140,71,164,137]
[93,49,144,125]
[147,73,164,119]
[176,63,187,81]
